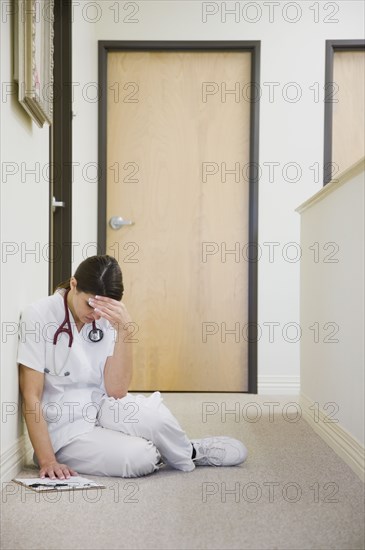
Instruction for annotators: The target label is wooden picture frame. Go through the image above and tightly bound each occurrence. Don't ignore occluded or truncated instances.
[15,0,54,127]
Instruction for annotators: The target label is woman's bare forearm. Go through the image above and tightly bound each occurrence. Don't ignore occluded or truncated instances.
[21,397,56,466]
[103,329,133,398]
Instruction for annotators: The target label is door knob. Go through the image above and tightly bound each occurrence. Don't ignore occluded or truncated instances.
[109,216,135,230]
[52,196,65,213]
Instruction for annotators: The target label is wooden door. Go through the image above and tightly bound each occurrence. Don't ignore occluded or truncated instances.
[106,50,251,391]
[332,51,365,176]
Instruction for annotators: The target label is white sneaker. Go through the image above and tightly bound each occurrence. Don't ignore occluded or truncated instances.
[191,436,248,467]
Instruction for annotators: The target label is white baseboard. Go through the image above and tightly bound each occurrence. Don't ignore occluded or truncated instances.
[258,374,300,395]
[1,434,34,485]
[300,393,365,482]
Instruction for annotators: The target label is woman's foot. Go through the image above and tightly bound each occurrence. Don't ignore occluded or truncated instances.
[191,436,248,466]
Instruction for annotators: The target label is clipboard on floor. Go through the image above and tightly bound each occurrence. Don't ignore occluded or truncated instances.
[13,476,106,492]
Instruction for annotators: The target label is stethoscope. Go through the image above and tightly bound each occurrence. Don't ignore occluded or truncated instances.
[44,289,104,377]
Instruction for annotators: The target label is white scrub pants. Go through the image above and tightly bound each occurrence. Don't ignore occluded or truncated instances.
[34,392,196,478]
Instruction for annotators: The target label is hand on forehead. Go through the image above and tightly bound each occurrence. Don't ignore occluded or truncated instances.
[88,295,120,305]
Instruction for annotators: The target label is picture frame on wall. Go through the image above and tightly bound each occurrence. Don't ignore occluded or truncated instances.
[14,0,54,128]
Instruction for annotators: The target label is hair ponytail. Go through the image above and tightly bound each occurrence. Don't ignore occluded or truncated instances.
[54,279,71,292]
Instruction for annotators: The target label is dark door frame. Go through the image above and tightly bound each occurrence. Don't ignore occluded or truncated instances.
[49,0,73,292]
[98,41,260,394]
[323,39,365,185]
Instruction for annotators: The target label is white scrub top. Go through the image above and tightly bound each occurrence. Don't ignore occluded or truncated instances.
[17,289,116,453]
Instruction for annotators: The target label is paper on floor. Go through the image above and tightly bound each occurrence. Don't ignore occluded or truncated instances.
[12,475,106,491]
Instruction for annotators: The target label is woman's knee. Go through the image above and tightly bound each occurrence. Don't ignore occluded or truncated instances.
[95,435,161,478]
[121,438,161,478]
[98,394,169,436]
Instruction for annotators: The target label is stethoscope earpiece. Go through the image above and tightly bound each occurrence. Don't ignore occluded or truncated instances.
[44,367,70,377]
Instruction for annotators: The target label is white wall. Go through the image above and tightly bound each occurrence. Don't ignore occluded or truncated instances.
[299,161,364,443]
[298,158,364,478]
[72,0,365,393]
[0,7,50,468]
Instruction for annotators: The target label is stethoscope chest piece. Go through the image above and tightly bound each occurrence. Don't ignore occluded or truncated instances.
[88,327,104,343]
[47,290,104,376]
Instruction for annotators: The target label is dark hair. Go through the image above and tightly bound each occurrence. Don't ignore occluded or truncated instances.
[56,255,124,300]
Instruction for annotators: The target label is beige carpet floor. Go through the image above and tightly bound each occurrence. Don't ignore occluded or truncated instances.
[1,394,364,550]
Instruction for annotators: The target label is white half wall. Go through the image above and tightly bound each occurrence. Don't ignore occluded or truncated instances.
[297,158,365,479]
